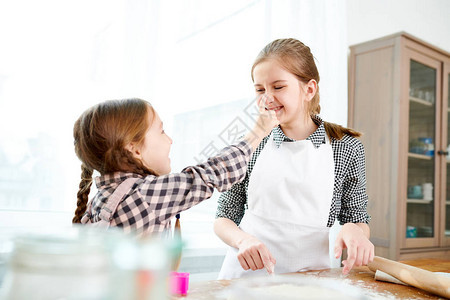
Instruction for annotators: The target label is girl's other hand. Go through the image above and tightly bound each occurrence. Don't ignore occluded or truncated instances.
[334,223,374,275]
[245,95,280,150]
[236,235,276,274]
[255,94,280,136]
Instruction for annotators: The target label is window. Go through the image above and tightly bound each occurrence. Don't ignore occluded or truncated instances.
[0,0,348,280]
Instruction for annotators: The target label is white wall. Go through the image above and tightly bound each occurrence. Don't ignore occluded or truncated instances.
[347,0,450,53]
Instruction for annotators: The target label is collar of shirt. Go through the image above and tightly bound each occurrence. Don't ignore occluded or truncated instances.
[272,115,326,149]
[95,172,142,189]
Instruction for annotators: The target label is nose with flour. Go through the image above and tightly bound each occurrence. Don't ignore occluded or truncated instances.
[262,94,275,108]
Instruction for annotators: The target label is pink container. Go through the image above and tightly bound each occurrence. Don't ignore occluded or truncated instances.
[170,272,189,296]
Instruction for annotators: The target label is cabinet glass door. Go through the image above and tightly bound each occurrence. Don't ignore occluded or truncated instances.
[446,72,450,242]
[406,59,437,241]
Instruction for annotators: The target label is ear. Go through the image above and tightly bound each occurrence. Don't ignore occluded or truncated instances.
[303,79,317,102]
[125,142,142,159]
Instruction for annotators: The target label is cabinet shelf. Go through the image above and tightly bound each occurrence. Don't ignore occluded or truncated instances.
[410,96,433,106]
[407,199,433,204]
[408,152,433,160]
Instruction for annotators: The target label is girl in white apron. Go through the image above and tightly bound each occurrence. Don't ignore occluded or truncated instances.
[215,38,374,279]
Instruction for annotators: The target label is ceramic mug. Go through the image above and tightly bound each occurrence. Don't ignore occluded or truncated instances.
[406,226,417,238]
[408,185,422,198]
[422,183,433,201]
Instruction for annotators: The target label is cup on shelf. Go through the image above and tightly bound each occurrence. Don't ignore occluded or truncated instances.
[418,89,425,99]
[410,87,419,98]
[418,137,434,157]
[425,91,434,103]
[407,185,423,199]
[409,139,426,154]
[422,183,433,201]
[406,226,417,238]
[423,87,435,104]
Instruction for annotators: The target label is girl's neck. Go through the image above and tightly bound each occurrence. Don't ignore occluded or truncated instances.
[280,115,318,141]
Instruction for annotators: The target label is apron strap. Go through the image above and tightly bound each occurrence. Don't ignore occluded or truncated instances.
[81,177,139,226]
[98,177,139,222]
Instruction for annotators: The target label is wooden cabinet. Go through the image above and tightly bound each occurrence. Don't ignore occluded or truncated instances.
[348,32,450,260]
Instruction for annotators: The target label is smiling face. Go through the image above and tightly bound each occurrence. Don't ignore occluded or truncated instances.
[127,109,173,176]
[253,59,316,127]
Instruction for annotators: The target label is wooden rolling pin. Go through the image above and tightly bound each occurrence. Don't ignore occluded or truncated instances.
[367,256,450,299]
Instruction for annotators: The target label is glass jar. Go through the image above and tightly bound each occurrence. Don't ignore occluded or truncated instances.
[0,227,171,300]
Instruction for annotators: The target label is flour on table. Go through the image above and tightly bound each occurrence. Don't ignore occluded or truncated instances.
[224,275,368,300]
[251,283,351,299]
[226,283,358,300]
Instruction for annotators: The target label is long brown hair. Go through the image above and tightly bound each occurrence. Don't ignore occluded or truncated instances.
[72,98,156,223]
[251,38,361,140]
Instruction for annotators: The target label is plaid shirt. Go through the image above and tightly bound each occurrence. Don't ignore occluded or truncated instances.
[216,115,371,227]
[84,141,252,235]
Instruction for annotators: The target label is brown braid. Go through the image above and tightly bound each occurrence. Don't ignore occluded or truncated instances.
[172,214,182,271]
[72,164,93,223]
[323,121,362,140]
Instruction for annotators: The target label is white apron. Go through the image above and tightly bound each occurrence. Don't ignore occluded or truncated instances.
[218,133,335,279]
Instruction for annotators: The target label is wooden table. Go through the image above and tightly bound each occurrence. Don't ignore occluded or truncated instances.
[175,258,450,299]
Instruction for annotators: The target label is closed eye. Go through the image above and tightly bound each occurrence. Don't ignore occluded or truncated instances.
[274,86,285,90]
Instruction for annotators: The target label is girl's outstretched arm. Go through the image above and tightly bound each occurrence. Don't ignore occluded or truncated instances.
[134,99,279,230]
[137,140,253,225]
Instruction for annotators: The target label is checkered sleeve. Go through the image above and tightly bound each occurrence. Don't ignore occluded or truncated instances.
[138,140,252,222]
[215,175,248,226]
[338,140,371,224]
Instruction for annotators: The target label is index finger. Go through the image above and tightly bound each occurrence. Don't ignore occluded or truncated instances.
[343,248,357,274]
[264,260,274,274]
[260,249,275,274]
[256,94,267,111]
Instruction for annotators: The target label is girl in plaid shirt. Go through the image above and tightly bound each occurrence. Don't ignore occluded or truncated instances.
[72,98,278,236]
[215,38,374,279]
